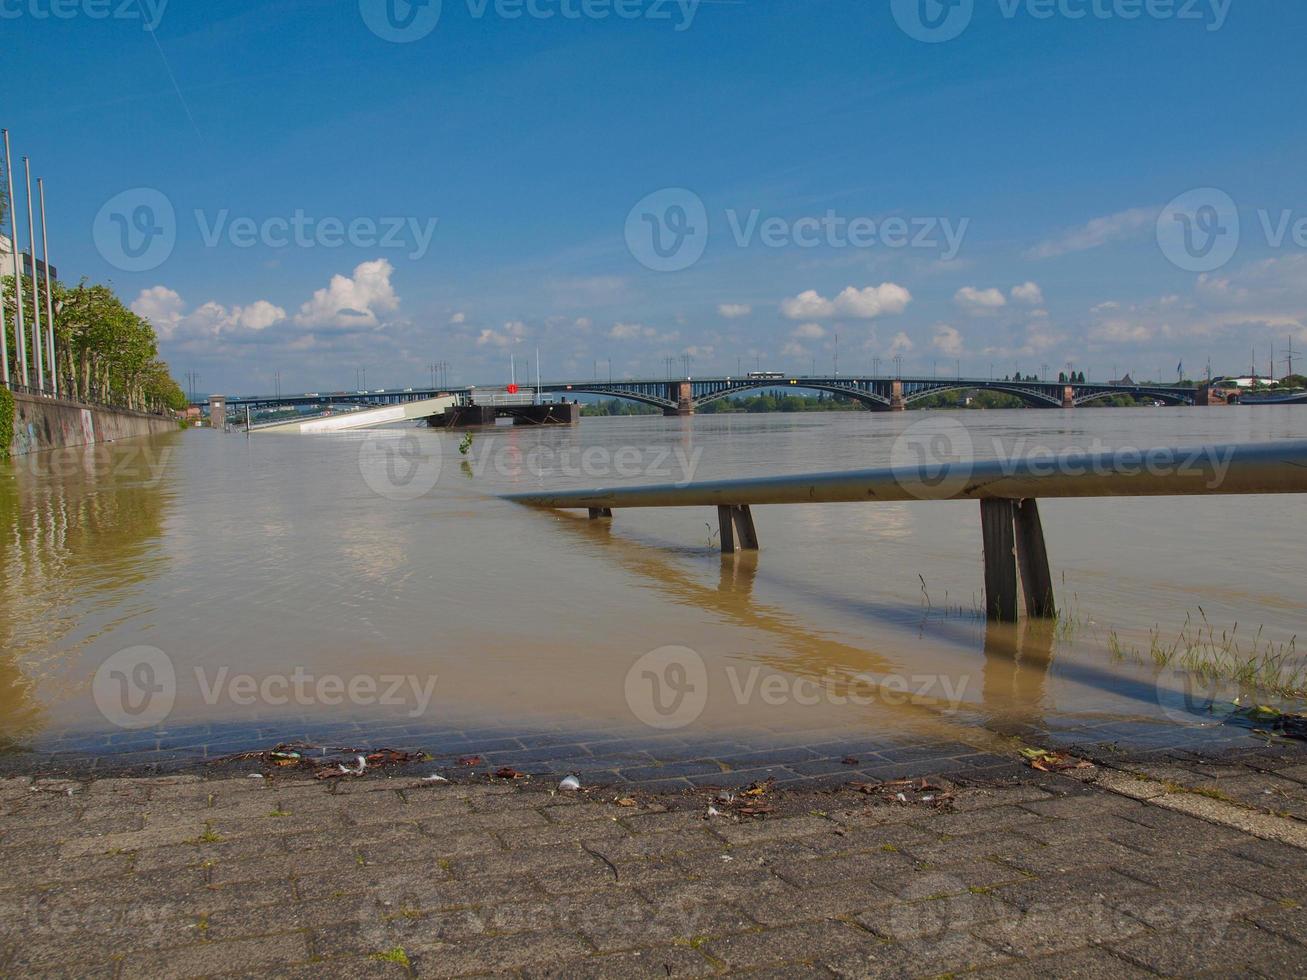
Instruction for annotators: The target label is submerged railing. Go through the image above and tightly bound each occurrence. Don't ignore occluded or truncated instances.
[504,439,1307,622]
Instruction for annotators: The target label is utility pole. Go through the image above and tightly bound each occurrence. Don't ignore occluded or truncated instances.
[872,355,881,377]
[894,354,903,378]
[834,330,839,379]
[4,131,28,387]
[37,177,56,395]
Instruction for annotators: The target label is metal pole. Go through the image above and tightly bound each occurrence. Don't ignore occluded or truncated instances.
[37,177,56,396]
[0,197,7,385]
[4,131,28,387]
[23,158,43,391]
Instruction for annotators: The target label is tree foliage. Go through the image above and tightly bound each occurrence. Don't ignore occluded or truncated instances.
[3,274,185,412]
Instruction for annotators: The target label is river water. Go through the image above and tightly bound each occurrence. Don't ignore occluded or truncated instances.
[1,407,1303,763]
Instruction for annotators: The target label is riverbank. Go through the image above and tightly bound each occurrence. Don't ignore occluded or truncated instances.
[2,741,1304,977]
[6,388,177,457]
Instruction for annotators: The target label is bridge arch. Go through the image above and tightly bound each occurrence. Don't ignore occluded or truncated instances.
[692,381,892,411]
[902,383,1064,409]
[1073,387,1193,407]
[545,384,676,412]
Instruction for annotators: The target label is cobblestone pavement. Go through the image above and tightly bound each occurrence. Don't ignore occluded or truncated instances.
[2,741,1306,978]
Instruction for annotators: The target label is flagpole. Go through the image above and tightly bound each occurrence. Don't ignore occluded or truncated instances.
[23,157,44,392]
[37,177,56,396]
[3,130,27,387]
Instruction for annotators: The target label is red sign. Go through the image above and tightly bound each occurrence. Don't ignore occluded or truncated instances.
[507,383,519,394]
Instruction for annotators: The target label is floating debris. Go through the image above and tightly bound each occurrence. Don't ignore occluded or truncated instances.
[493,766,526,780]
[1019,748,1094,772]
[209,743,427,780]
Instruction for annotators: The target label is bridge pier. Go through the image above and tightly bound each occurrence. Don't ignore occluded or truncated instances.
[587,507,613,520]
[1195,383,1234,406]
[981,498,1055,622]
[664,381,695,416]
[1062,386,1075,409]
[890,380,906,412]
[718,504,759,554]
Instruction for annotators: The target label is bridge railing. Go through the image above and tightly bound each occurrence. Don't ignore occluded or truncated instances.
[505,439,1307,622]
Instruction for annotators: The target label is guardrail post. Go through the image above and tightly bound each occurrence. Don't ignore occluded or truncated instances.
[980,499,1019,622]
[731,505,759,550]
[718,505,736,554]
[1014,498,1056,618]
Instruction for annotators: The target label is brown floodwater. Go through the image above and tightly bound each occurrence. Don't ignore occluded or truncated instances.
[1,407,1304,756]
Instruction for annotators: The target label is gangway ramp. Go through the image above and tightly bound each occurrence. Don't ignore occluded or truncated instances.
[251,396,458,433]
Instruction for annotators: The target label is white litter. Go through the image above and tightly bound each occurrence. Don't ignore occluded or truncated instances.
[248,774,265,779]
[423,774,449,783]
[558,775,582,791]
[707,805,723,817]
[895,792,907,802]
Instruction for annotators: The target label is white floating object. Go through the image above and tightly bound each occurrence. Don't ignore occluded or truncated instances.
[248,774,265,779]
[559,775,582,791]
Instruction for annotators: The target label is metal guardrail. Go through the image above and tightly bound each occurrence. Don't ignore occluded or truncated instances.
[503,440,1307,509]
[2,380,172,417]
[504,440,1307,622]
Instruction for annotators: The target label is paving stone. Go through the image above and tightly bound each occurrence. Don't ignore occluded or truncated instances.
[824,929,1010,978]
[1111,921,1307,976]
[120,931,313,977]
[966,946,1154,978]
[705,920,878,970]
[520,944,713,978]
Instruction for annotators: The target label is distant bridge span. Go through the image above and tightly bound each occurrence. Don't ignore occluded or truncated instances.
[204,375,1228,418]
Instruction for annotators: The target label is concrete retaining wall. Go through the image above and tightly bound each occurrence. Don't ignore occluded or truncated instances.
[9,391,178,457]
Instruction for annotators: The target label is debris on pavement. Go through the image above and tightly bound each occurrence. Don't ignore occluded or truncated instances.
[1020,747,1094,772]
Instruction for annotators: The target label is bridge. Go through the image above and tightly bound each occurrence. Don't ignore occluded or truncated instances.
[202,375,1227,419]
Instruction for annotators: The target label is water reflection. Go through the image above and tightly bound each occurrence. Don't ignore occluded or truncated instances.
[0,435,179,746]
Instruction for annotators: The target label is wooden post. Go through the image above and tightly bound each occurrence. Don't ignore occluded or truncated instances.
[717,504,736,554]
[980,499,1018,622]
[731,505,759,550]
[1014,499,1056,618]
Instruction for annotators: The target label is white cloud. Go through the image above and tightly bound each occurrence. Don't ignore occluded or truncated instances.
[717,303,751,319]
[931,324,963,356]
[1011,282,1044,306]
[131,286,287,341]
[780,290,834,320]
[780,283,911,320]
[793,322,826,339]
[449,312,466,325]
[573,317,592,331]
[610,321,651,340]
[475,320,529,348]
[1026,206,1157,259]
[294,259,399,329]
[781,340,807,358]
[954,286,1007,314]
[886,332,914,357]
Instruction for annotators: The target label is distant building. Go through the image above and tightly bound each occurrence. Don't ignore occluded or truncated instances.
[1216,376,1277,389]
[0,234,58,279]
[1108,373,1135,386]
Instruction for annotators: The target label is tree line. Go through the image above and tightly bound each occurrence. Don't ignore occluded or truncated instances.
[2,274,186,412]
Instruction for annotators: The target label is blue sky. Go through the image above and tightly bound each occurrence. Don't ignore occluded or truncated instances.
[8,0,1307,392]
